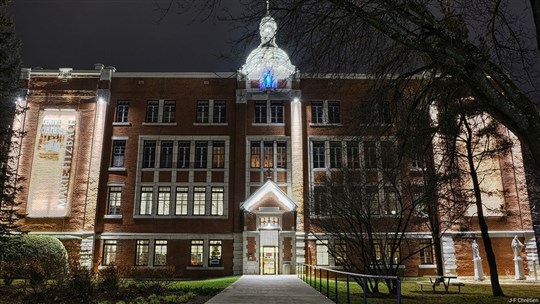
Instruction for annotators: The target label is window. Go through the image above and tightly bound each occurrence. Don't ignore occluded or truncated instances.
[311,101,323,124]
[312,141,325,168]
[103,240,117,266]
[146,100,159,123]
[312,186,328,216]
[263,142,273,168]
[177,141,190,169]
[160,141,174,168]
[384,188,399,215]
[316,240,329,266]
[107,186,122,215]
[140,186,153,215]
[209,240,223,267]
[411,153,425,170]
[211,187,224,216]
[361,102,391,125]
[193,186,206,215]
[197,101,209,123]
[190,240,204,266]
[328,101,340,123]
[276,142,287,169]
[175,186,189,215]
[135,240,149,266]
[212,141,225,168]
[347,142,360,168]
[386,243,400,264]
[374,241,400,264]
[381,141,396,169]
[270,101,283,123]
[329,142,342,168]
[419,240,434,264]
[374,241,383,263]
[250,141,261,168]
[213,101,226,123]
[194,141,208,168]
[367,187,380,215]
[255,101,267,123]
[143,141,157,168]
[111,140,126,168]
[162,100,176,123]
[334,240,347,266]
[154,240,168,266]
[115,101,129,123]
[363,141,377,169]
[157,187,171,215]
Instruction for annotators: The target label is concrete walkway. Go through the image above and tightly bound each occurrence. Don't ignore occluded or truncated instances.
[206,275,334,304]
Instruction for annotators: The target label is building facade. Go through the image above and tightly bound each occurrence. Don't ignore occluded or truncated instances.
[13,14,538,278]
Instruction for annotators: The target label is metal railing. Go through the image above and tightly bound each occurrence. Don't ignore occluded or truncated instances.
[297,263,402,304]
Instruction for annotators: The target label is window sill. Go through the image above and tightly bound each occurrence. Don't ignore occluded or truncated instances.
[252,123,285,127]
[193,123,228,126]
[186,266,224,270]
[418,264,436,269]
[133,215,228,219]
[309,123,343,127]
[104,215,122,219]
[112,122,131,126]
[109,167,126,172]
[142,122,177,126]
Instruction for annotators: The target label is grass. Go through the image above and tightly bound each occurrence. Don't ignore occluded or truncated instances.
[300,275,540,304]
[170,276,240,290]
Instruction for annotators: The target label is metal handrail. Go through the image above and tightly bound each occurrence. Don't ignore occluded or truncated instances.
[297,263,402,304]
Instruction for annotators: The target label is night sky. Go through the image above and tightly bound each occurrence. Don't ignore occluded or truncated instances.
[8,0,248,72]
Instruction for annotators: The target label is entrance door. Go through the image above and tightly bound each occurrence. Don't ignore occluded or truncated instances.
[261,246,278,275]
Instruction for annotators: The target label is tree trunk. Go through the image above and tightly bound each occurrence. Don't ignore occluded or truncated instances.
[463,117,505,297]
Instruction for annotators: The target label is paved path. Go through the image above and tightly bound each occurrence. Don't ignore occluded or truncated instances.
[206,275,334,304]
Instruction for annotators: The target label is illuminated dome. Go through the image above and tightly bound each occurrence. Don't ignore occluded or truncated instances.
[240,15,296,84]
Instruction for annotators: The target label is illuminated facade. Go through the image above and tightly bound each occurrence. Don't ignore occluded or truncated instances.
[13,14,538,278]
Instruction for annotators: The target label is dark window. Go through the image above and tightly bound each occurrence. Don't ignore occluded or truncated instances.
[160,141,173,168]
[146,100,159,123]
[313,185,327,215]
[367,186,379,214]
[270,101,283,123]
[142,141,157,168]
[209,240,223,266]
[177,141,191,168]
[384,188,399,215]
[250,141,261,168]
[194,141,208,168]
[276,142,287,169]
[311,101,323,124]
[197,101,209,123]
[329,142,342,168]
[363,141,377,169]
[107,186,122,215]
[328,101,340,123]
[347,141,360,168]
[334,240,347,266]
[135,240,149,266]
[312,141,325,168]
[213,101,226,123]
[255,101,267,123]
[381,141,396,169]
[115,101,129,123]
[379,102,392,125]
[111,140,126,167]
[163,100,176,123]
[263,141,274,168]
[212,141,225,168]
[419,240,434,264]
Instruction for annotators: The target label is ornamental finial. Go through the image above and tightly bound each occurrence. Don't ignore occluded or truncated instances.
[266,0,270,15]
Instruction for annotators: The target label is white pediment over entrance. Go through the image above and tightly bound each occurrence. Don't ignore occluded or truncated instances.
[241,180,297,213]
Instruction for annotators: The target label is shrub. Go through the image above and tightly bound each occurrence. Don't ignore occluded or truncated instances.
[0,235,68,286]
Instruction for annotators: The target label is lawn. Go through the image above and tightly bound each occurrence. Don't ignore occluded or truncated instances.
[301,276,540,304]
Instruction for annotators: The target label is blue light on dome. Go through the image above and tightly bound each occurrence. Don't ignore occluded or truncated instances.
[259,68,277,91]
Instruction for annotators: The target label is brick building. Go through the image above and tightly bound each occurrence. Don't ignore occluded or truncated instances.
[13,14,538,278]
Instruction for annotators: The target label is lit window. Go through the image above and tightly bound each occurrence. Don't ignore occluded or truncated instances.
[175,186,189,215]
[276,142,287,169]
[374,241,382,263]
[146,100,159,123]
[209,240,223,267]
[140,186,153,215]
[384,188,399,215]
[107,186,122,215]
[111,140,126,168]
[162,100,176,123]
[135,240,149,266]
[142,141,157,168]
[197,101,209,123]
[213,101,226,123]
[328,101,340,124]
[103,240,117,266]
[312,141,325,168]
[177,141,191,169]
[270,101,283,123]
[363,141,377,169]
[311,101,323,124]
[263,141,273,168]
[211,187,224,216]
[212,141,225,168]
[194,141,208,168]
[255,101,267,123]
[154,240,168,266]
[115,101,129,123]
[250,141,261,168]
[160,141,174,168]
[419,240,434,264]
[157,187,171,215]
[316,240,329,266]
[329,142,342,168]
[190,240,204,267]
[346,141,360,168]
[193,186,206,215]
[386,243,400,264]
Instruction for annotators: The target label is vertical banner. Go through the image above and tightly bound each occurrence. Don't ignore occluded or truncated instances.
[27,109,77,217]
